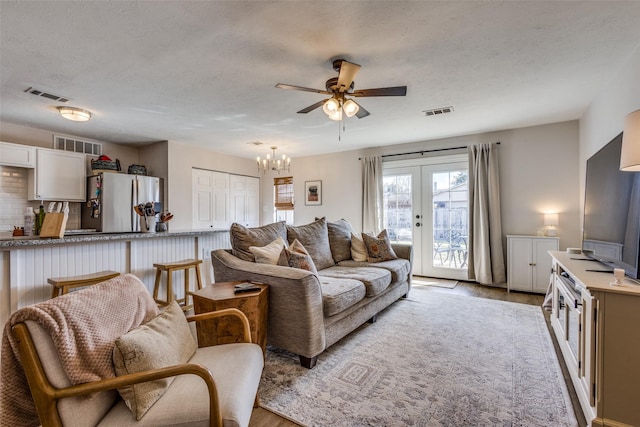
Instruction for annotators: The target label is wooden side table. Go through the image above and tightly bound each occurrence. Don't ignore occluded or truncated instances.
[192,281,269,353]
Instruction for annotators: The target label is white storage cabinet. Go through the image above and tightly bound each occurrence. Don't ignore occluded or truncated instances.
[28,148,86,201]
[0,141,36,168]
[507,235,559,293]
[229,175,259,227]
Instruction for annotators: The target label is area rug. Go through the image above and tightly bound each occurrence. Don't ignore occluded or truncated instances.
[259,290,577,427]
[411,276,458,289]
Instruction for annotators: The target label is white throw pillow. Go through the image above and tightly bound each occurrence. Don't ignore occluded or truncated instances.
[249,236,288,265]
[113,301,196,420]
[350,232,368,262]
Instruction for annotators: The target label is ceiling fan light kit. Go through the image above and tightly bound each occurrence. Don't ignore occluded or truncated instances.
[275,58,406,124]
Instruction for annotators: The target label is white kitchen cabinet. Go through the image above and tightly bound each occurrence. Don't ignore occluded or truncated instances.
[28,148,86,201]
[0,141,36,168]
[507,235,558,293]
[550,251,640,427]
[230,175,259,227]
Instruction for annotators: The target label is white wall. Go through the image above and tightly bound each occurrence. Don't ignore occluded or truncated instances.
[0,121,140,170]
[579,43,640,207]
[286,121,581,252]
[166,141,260,230]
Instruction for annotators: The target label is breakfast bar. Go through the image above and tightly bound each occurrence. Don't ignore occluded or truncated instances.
[0,229,230,325]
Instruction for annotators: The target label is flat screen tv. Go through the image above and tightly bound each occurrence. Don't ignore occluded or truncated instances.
[582,132,640,278]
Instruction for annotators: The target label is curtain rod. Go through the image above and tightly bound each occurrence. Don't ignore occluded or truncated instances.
[380,141,500,159]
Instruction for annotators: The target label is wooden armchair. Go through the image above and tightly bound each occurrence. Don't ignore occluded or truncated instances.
[4,274,263,427]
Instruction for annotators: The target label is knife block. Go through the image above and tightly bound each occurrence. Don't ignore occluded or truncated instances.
[39,213,68,239]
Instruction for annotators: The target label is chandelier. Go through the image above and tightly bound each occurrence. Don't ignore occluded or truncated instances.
[257,146,291,174]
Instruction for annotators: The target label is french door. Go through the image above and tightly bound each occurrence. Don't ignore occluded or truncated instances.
[383,155,468,280]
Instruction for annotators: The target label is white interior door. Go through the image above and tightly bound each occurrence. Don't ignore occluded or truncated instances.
[384,155,468,280]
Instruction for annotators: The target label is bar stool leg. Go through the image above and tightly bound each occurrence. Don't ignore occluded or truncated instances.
[195,263,203,291]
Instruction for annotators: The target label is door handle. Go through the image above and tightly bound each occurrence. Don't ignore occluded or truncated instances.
[416,222,421,227]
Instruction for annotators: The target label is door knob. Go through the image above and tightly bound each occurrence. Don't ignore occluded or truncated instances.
[416,222,421,227]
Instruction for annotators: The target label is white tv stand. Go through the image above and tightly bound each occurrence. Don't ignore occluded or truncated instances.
[549,251,640,427]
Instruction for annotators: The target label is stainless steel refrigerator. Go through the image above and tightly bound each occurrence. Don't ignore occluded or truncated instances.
[81,173,162,232]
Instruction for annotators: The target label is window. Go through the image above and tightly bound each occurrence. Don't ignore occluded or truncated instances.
[274,176,294,224]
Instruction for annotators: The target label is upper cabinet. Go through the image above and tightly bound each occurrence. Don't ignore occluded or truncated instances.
[28,148,86,201]
[0,141,36,168]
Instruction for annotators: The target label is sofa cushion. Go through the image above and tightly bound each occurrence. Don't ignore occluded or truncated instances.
[350,232,368,262]
[327,219,354,263]
[113,301,197,420]
[317,276,366,317]
[319,266,392,297]
[286,218,334,270]
[278,239,318,274]
[249,236,288,265]
[362,229,398,262]
[338,258,411,283]
[100,343,264,427]
[231,222,287,262]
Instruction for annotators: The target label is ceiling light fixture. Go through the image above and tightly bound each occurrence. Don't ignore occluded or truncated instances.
[257,146,291,174]
[57,106,92,122]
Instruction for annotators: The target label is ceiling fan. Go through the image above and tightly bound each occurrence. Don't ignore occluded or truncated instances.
[275,59,407,121]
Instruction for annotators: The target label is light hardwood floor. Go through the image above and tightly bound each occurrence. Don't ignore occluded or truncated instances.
[249,279,585,427]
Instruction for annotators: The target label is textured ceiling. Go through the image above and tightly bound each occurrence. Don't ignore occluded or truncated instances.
[2,1,640,159]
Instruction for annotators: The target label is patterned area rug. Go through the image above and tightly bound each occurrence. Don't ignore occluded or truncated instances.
[259,290,577,427]
[412,276,458,289]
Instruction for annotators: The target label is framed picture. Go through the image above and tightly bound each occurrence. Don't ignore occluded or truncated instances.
[304,180,322,206]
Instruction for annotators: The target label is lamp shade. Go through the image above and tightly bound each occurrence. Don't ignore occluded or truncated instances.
[322,98,340,115]
[620,109,640,171]
[343,99,359,118]
[544,213,559,226]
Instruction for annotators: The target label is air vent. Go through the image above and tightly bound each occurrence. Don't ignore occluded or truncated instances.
[423,106,454,117]
[24,87,71,103]
[53,135,102,156]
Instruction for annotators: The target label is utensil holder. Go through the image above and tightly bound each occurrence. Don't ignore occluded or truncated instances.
[140,216,156,233]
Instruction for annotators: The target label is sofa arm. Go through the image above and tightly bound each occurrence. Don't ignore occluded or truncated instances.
[392,244,413,265]
[210,249,326,359]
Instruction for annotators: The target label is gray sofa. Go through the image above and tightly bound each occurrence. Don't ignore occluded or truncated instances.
[210,218,413,368]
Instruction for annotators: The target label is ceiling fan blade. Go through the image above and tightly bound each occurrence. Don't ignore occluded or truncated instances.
[337,60,361,92]
[352,86,407,97]
[297,100,326,114]
[275,83,331,95]
[355,103,370,119]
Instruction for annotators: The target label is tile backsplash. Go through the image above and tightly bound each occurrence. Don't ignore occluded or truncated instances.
[0,166,81,235]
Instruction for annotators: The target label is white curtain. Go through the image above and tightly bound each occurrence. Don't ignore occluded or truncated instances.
[468,143,506,285]
[362,156,383,234]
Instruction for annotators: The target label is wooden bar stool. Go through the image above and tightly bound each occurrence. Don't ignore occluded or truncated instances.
[48,270,121,298]
[152,259,203,311]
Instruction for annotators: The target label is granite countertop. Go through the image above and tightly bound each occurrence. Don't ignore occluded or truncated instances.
[0,228,228,248]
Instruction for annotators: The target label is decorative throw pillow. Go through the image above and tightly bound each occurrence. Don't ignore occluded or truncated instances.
[286,218,334,270]
[362,229,398,263]
[350,232,369,262]
[249,236,288,265]
[230,221,287,262]
[327,219,354,263]
[278,239,318,274]
[113,301,196,420]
